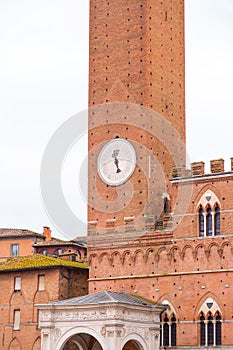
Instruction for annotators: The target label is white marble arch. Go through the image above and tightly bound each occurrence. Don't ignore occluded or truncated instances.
[56,327,105,350]
[37,291,164,350]
[122,333,148,350]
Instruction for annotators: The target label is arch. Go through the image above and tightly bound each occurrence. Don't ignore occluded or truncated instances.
[198,206,204,236]
[32,337,41,350]
[98,252,110,264]
[214,204,220,235]
[169,246,180,262]
[180,244,193,260]
[122,333,148,350]
[122,250,132,264]
[63,333,100,350]
[144,248,155,263]
[8,337,22,350]
[88,253,97,266]
[195,187,221,237]
[194,292,224,320]
[132,249,145,264]
[221,240,233,251]
[55,326,105,350]
[193,243,205,260]
[111,250,121,260]
[194,185,221,210]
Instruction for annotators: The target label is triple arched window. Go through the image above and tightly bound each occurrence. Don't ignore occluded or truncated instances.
[160,302,177,347]
[199,298,222,346]
[199,204,220,237]
[200,311,222,346]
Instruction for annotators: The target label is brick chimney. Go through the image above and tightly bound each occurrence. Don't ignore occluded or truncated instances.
[210,159,224,173]
[43,226,52,241]
[191,161,205,176]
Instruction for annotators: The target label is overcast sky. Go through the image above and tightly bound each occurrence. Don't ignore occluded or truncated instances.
[0,1,232,238]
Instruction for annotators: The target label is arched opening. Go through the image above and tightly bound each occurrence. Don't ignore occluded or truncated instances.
[214,205,220,235]
[206,206,212,236]
[123,340,142,350]
[199,206,204,236]
[62,333,103,350]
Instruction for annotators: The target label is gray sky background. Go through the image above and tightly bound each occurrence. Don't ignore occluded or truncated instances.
[0,1,233,238]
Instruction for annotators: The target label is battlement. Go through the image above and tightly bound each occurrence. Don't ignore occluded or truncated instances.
[172,158,233,178]
[191,158,233,176]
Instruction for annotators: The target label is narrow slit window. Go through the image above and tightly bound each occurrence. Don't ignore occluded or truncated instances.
[199,206,204,236]
[13,310,20,330]
[206,207,212,236]
[214,205,220,235]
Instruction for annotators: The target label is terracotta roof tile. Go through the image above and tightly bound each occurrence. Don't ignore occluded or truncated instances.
[0,254,88,272]
[0,228,44,238]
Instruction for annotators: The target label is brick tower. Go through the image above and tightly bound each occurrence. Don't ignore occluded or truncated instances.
[88,0,186,234]
[87,2,233,348]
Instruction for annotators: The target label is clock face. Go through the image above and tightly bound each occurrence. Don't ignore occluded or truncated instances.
[97,138,136,186]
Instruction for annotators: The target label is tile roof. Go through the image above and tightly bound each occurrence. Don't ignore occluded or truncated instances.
[0,254,88,272]
[50,290,160,308]
[0,228,44,238]
[33,237,86,248]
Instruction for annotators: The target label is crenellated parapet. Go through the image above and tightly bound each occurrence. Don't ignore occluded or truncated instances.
[190,158,233,177]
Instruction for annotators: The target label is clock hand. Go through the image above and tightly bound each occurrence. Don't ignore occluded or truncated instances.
[112,150,121,173]
[114,156,121,173]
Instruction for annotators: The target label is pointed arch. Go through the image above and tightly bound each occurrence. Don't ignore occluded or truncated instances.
[159,298,178,348]
[8,337,22,350]
[195,187,221,237]
[32,337,41,350]
[194,292,224,320]
[196,295,223,347]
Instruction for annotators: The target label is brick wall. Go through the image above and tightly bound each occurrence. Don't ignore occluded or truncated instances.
[0,267,88,349]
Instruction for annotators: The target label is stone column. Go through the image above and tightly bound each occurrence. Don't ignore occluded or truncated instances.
[41,329,51,350]
[105,325,124,350]
[149,327,160,350]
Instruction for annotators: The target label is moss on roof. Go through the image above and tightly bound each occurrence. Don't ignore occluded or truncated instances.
[0,254,88,272]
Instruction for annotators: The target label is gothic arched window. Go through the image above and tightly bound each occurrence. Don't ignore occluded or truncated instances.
[199,305,222,346]
[206,207,212,236]
[207,314,214,346]
[200,313,205,346]
[197,190,221,237]
[171,315,177,346]
[214,205,220,235]
[163,315,169,346]
[160,303,177,348]
[199,206,205,237]
[216,312,222,346]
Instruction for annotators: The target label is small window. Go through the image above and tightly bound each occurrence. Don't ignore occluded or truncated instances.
[13,310,20,330]
[14,277,21,291]
[11,244,19,257]
[57,248,62,255]
[38,275,45,291]
[41,249,47,256]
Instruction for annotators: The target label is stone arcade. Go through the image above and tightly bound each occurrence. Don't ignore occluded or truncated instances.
[38,291,163,350]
